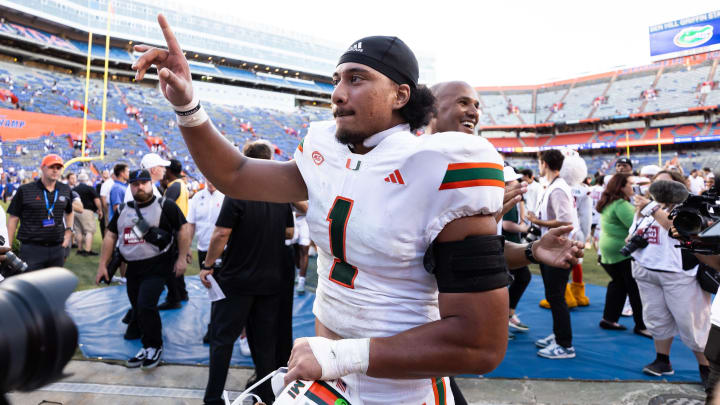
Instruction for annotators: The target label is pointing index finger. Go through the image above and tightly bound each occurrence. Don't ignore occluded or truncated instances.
[157,13,182,55]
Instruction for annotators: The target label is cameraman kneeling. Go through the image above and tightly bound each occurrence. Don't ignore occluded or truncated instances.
[96,169,191,369]
[631,173,711,384]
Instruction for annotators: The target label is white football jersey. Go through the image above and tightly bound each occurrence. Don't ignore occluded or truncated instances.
[294,121,504,339]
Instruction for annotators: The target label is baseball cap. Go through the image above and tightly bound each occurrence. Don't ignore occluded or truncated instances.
[337,36,419,89]
[128,169,151,183]
[615,157,632,167]
[639,164,661,177]
[503,166,522,182]
[168,159,183,176]
[140,153,170,169]
[41,154,64,168]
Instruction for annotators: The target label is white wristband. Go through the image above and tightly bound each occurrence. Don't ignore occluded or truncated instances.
[176,104,209,127]
[172,94,209,127]
[307,337,370,380]
[171,93,199,112]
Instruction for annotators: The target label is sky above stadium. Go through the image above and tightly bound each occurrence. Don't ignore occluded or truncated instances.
[166,0,718,86]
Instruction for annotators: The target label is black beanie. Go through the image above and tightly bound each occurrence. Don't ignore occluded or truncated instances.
[337,36,419,89]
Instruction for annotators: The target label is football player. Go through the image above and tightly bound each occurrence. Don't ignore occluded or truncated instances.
[427,81,586,403]
[133,15,583,404]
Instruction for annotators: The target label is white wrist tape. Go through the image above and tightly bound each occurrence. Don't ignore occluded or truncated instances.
[641,201,659,217]
[173,94,209,127]
[306,337,370,380]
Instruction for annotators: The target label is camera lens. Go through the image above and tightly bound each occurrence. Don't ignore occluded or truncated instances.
[0,269,78,393]
[674,210,705,235]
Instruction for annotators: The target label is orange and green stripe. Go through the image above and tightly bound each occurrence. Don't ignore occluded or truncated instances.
[439,162,504,190]
[431,377,447,405]
[297,138,305,152]
[305,381,350,405]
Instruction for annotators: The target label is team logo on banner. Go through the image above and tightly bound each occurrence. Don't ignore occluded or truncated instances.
[674,25,713,48]
[312,151,324,165]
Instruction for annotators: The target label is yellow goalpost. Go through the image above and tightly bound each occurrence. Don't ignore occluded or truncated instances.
[64,1,113,171]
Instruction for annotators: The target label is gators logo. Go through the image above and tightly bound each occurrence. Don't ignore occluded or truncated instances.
[673,25,713,48]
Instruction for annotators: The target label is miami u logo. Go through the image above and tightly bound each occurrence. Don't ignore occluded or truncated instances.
[345,158,361,171]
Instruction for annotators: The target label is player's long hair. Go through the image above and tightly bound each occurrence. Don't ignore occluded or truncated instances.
[596,173,630,213]
[399,85,436,131]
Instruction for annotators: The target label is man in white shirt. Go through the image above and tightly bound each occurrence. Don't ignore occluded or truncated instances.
[124,153,169,202]
[521,169,542,215]
[689,169,705,195]
[99,169,115,230]
[187,181,225,272]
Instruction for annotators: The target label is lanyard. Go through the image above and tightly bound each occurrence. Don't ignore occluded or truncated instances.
[43,189,58,219]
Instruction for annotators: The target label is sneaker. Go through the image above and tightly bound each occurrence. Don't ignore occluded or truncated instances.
[239,336,251,357]
[537,342,576,359]
[141,346,162,370]
[111,276,126,284]
[296,277,306,296]
[642,359,674,376]
[599,319,627,330]
[621,299,633,317]
[509,314,529,332]
[126,348,147,368]
[535,334,555,348]
[85,251,99,256]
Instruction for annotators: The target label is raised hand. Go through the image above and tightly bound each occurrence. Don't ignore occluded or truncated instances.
[131,14,193,106]
[533,225,584,269]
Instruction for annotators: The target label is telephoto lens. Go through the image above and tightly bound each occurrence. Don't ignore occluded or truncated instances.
[0,268,78,396]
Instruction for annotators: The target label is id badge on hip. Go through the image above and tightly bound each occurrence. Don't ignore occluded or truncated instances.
[42,218,55,227]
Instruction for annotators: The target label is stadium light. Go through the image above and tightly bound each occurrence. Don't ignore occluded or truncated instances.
[265,67,269,70]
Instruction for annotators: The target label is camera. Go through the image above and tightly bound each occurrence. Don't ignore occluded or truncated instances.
[132,217,152,239]
[0,268,78,398]
[102,247,125,285]
[0,236,29,279]
[670,187,720,254]
[523,224,542,243]
[132,215,172,251]
[620,233,650,256]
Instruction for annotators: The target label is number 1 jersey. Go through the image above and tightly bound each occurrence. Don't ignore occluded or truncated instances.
[294,121,504,339]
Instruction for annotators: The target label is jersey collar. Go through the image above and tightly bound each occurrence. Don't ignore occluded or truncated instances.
[361,123,411,149]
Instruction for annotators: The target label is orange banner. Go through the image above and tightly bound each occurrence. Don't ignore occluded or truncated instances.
[0,108,126,141]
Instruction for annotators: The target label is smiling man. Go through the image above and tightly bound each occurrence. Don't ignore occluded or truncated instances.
[132,16,583,404]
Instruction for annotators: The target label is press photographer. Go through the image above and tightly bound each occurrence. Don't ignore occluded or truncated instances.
[667,170,720,404]
[95,169,191,370]
[629,171,711,384]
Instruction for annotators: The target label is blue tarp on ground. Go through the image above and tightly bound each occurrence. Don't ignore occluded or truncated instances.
[67,275,702,382]
[67,276,315,366]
